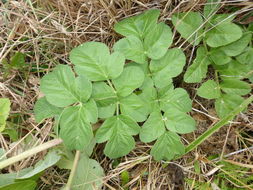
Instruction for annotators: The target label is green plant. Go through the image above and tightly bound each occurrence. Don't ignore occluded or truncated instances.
[0,98,10,132]
[172,0,253,118]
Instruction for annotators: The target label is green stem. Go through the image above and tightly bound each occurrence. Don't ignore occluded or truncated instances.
[185,95,253,154]
[0,138,63,169]
[65,150,81,190]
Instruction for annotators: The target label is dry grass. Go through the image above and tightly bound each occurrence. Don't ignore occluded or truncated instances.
[0,0,253,189]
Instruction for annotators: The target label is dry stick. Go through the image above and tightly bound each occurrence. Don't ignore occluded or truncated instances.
[0,138,63,170]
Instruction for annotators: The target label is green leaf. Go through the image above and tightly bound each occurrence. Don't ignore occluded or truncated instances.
[206,23,242,47]
[219,32,252,56]
[139,111,165,143]
[209,14,235,25]
[60,106,93,150]
[82,99,98,124]
[184,47,211,83]
[70,42,125,81]
[160,88,192,113]
[34,97,62,123]
[220,79,251,96]
[113,36,147,64]
[197,80,221,99]
[98,104,116,119]
[10,52,26,69]
[215,94,244,118]
[18,150,61,179]
[203,0,221,18]
[92,82,117,107]
[0,180,36,190]
[120,94,149,122]
[236,48,253,65]
[40,65,92,107]
[114,9,160,38]
[144,22,173,59]
[0,98,10,132]
[95,115,140,158]
[218,60,249,79]
[72,155,104,190]
[209,48,231,65]
[172,12,203,45]
[164,109,196,134]
[112,65,145,97]
[150,131,185,161]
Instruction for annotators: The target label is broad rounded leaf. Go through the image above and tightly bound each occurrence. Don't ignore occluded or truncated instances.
[220,79,251,96]
[164,109,196,134]
[112,65,145,97]
[34,97,62,123]
[70,42,125,81]
[204,0,221,18]
[150,48,186,88]
[98,104,116,119]
[114,9,160,38]
[83,99,98,124]
[236,48,253,65]
[197,80,221,99]
[144,22,173,59]
[0,98,10,132]
[40,65,92,107]
[139,111,165,143]
[150,131,185,161]
[113,36,147,64]
[60,106,93,150]
[215,94,244,118]
[172,12,203,45]
[210,48,231,65]
[206,23,242,47]
[184,47,211,83]
[218,60,249,79]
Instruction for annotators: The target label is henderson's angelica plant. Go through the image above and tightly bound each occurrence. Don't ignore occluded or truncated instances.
[34,9,196,161]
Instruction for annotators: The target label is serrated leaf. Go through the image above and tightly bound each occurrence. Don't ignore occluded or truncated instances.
[220,79,251,95]
[139,111,165,143]
[219,32,252,56]
[172,12,203,45]
[60,106,93,150]
[215,94,244,118]
[72,155,104,190]
[34,97,62,123]
[203,0,221,18]
[98,104,116,119]
[95,115,140,158]
[70,42,125,81]
[210,48,231,65]
[112,65,145,97]
[114,9,160,38]
[150,131,185,161]
[120,93,149,122]
[164,109,196,134]
[0,180,36,190]
[113,36,147,64]
[18,150,61,179]
[160,88,192,113]
[144,22,173,59]
[92,82,117,107]
[40,65,92,107]
[236,48,253,65]
[206,23,242,47]
[197,80,221,99]
[0,98,10,132]
[184,47,211,83]
[150,48,186,88]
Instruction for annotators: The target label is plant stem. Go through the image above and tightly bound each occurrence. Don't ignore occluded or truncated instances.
[0,138,63,169]
[65,150,81,190]
[185,95,253,154]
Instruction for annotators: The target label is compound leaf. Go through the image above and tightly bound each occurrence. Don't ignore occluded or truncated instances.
[139,111,165,143]
[113,36,147,64]
[150,131,185,161]
[197,80,221,99]
[112,65,145,97]
[144,22,173,59]
[220,79,251,96]
[206,23,242,47]
[114,9,160,38]
[60,106,93,150]
[172,12,203,45]
[184,47,211,83]
[0,98,10,132]
[95,115,140,158]
[70,42,125,81]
